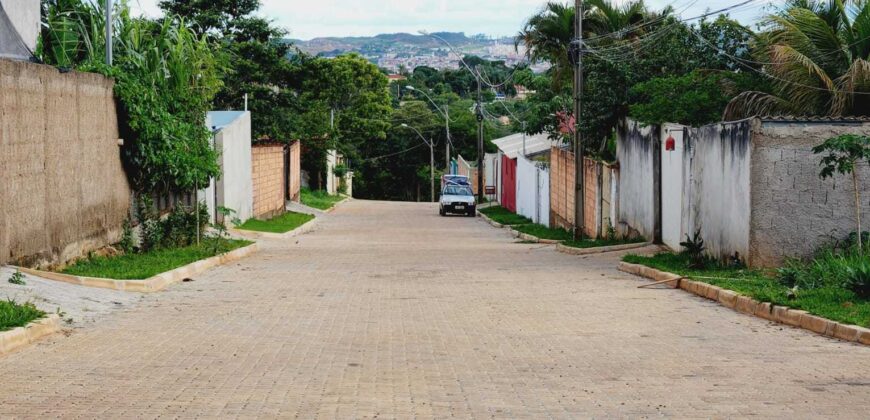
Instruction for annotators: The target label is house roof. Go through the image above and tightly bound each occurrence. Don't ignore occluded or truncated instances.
[492,132,557,159]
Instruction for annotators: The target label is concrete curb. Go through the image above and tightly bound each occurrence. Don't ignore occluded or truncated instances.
[15,243,260,293]
[0,314,61,356]
[618,262,870,346]
[505,227,561,244]
[324,197,351,214]
[477,211,506,229]
[230,218,317,240]
[556,241,652,255]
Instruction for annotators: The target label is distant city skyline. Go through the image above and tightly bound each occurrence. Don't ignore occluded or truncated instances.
[129,0,772,40]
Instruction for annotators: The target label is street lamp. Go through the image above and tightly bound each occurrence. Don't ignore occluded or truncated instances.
[405,86,453,173]
[400,123,436,203]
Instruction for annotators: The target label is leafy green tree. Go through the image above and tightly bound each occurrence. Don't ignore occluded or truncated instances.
[813,134,870,249]
[295,54,393,186]
[355,101,438,200]
[159,0,299,141]
[158,0,261,36]
[629,70,766,126]
[727,1,870,118]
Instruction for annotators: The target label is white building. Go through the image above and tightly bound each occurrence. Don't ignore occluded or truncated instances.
[0,0,39,60]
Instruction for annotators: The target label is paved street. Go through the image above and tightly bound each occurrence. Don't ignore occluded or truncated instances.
[0,200,868,418]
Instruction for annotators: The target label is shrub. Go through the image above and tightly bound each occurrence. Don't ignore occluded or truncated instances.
[162,203,210,248]
[777,239,870,298]
[679,229,710,269]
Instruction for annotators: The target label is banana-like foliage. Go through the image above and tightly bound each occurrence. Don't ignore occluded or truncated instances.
[726,0,870,118]
[39,0,224,193]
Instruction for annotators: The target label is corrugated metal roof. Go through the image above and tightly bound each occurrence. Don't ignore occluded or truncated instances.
[492,133,557,159]
[760,115,870,123]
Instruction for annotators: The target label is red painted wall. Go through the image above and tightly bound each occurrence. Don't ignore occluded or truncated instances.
[501,155,517,213]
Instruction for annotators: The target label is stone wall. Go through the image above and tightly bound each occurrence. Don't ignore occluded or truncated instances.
[749,120,870,267]
[0,59,130,267]
[252,143,285,219]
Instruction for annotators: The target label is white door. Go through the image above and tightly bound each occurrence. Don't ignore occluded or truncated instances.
[661,129,684,251]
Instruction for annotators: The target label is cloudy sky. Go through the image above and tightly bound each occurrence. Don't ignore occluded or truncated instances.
[128,0,771,40]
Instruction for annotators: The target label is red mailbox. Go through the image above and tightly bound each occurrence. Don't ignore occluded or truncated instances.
[665,135,676,151]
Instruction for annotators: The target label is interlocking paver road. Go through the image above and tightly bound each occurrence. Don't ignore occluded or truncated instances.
[1,200,869,418]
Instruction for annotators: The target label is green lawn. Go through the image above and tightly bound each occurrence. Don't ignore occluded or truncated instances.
[513,224,573,241]
[301,188,345,210]
[62,239,252,280]
[0,300,45,332]
[478,206,532,225]
[563,236,646,249]
[624,253,870,327]
[237,211,314,234]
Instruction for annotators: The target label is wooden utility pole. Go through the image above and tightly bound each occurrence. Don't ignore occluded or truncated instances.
[476,66,485,203]
[572,0,585,240]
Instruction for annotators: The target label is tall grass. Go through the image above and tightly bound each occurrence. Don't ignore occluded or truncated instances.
[0,300,45,332]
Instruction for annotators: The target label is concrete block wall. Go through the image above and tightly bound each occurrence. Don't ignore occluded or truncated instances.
[749,120,870,267]
[252,144,285,219]
[0,59,130,267]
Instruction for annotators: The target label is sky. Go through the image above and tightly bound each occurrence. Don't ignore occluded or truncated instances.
[127,0,772,40]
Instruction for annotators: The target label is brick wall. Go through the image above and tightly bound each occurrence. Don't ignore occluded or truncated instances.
[252,144,285,219]
[549,147,599,237]
[287,140,301,202]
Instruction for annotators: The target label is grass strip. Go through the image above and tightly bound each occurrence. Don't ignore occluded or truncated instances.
[624,253,870,327]
[238,211,314,234]
[301,188,345,210]
[0,300,45,332]
[61,239,252,280]
[563,236,646,249]
[478,206,532,226]
[513,224,573,241]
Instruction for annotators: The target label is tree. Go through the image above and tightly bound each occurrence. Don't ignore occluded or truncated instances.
[158,0,261,36]
[515,2,575,88]
[160,0,299,142]
[726,1,870,118]
[629,70,766,126]
[295,54,393,186]
[813,134,870,250]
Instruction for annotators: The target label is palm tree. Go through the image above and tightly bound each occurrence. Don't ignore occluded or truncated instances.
[515,0,657,88]
[725,0,870,118]
[515,2,576,88]
[584,0,657,42]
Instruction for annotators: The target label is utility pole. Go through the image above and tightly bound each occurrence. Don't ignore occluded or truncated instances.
[572,0,585,240]
[476,66,485,204]
[430,138,435,203]
[445,105,451,173]
[105,0,112,65]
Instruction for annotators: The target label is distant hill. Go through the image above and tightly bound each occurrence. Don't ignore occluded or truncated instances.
[289,32,514,56]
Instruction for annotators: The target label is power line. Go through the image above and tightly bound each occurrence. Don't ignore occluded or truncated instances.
[359,143,426,163]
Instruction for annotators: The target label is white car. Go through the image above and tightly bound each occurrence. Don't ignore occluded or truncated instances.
[439,185,476,216]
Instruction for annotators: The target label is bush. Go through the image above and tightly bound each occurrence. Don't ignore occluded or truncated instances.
[777,238,870,298]
[163,203,210,248]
